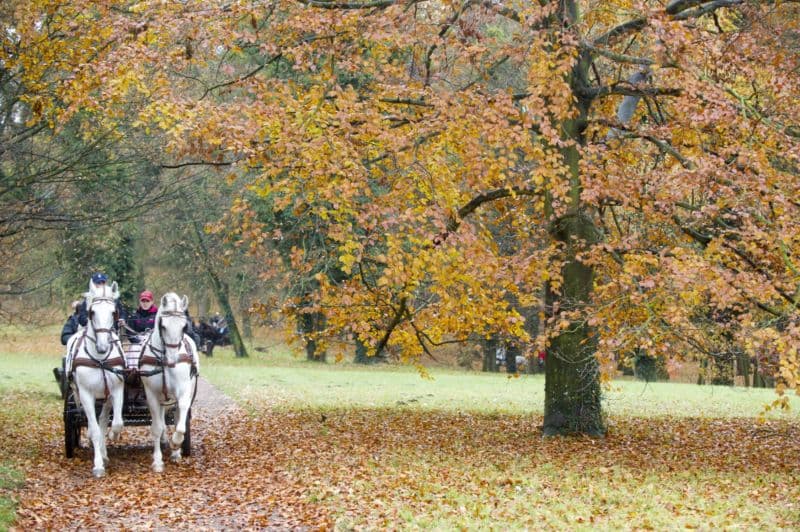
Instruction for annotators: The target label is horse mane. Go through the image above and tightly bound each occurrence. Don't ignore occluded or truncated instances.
[159,292,182,313]
[151,292,184,346]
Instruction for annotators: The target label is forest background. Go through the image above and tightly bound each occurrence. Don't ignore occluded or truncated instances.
[1,0,799,437]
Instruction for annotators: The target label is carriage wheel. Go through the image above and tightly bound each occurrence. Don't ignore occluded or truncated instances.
[181,409,191,457]
[63,391,80,458]
[59,360,69,400]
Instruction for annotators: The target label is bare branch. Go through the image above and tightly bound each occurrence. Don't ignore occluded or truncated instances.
[160,160,234,169]
[592,18,647,47]
[295,0,400,9]
[201,53,282,100]
[580,85,682,99]
[433,186,542,246]
[671,0,743,20]
[596,119,694,169]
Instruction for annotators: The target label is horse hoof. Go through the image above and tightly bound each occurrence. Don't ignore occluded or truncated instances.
[170,451,182,463]
[152,463,164,473]
[92,468,106,478]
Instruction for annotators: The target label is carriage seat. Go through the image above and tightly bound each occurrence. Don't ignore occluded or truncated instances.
[124,341,144,370]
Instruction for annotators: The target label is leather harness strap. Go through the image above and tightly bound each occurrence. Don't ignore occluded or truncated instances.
[72,356,125,369]
[138,335,198,402]
[139,352,194,368]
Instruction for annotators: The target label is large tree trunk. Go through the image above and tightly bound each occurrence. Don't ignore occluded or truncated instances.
[543,213,604,437]
[542,7,604,435]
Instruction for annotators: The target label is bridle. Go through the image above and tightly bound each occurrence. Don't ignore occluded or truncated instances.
[158,310,188,349]
[85,296,119,347]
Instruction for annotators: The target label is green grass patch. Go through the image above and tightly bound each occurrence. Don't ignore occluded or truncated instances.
[0,464,24,531]
[203,345,800,419]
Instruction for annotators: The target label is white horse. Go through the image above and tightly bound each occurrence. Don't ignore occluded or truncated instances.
[66,280,125,478]
[139,293,199,472]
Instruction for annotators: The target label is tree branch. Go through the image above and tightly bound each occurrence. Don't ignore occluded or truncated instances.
[579,85,682,99]
[670,0,743,20]
[592,18,647,47]
[200,53,282,100]
[374,296,408,357]
[295,0,400,9]
[596,119,694,169]
[160,160,234,169]
[433,186,542,246]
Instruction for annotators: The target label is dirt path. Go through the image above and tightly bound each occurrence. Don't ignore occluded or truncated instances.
[13,378,324,530]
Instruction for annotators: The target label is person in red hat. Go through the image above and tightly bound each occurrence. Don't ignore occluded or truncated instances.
[127,290,158,338]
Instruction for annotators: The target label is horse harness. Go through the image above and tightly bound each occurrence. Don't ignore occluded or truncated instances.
[138,334,198,402]
[68,328,126,399]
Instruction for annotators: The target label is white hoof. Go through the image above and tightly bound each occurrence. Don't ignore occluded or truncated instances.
[152,462,164,473]
[92,468,106,478]
[170,451,182,463]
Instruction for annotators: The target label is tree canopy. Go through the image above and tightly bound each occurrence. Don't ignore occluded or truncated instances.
[4,0,799,433]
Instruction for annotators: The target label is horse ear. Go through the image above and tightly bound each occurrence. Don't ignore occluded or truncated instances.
[181,295,189,310]
[161,294,168,308]
[110,281,119,298]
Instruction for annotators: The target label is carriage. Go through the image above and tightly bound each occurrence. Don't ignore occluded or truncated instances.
[60,336,193,459]
[60,284,198,477]
[195,315,230,357]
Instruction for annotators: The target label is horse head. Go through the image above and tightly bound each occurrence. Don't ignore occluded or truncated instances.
[156,292,190,362]
[86,280,119,355]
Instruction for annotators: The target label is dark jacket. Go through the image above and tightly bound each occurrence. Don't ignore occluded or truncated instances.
[185,310,201,346]
[77,299,128,328]
[128,305,159,334]
[60,314,80,345]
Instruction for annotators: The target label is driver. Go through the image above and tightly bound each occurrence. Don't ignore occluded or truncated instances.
[126,290,158,341]
[76,272,128,329]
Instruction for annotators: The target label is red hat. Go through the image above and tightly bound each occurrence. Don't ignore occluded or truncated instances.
[139,290,154,302]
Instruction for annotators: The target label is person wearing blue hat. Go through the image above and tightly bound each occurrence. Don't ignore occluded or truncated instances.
[76,272,127,327]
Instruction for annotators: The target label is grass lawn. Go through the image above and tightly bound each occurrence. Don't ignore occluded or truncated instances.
[202,342,800,419]
[1,326,798,529]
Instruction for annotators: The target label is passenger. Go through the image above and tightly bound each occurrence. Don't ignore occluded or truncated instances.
[60,299,83,346]
[184,308,201,348]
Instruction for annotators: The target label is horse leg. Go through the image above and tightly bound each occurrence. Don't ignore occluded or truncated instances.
[78,386,106,478]
[97,399,112,466]
[108,383,124,442]
[169,382,194,462]
[144,390,166,473]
